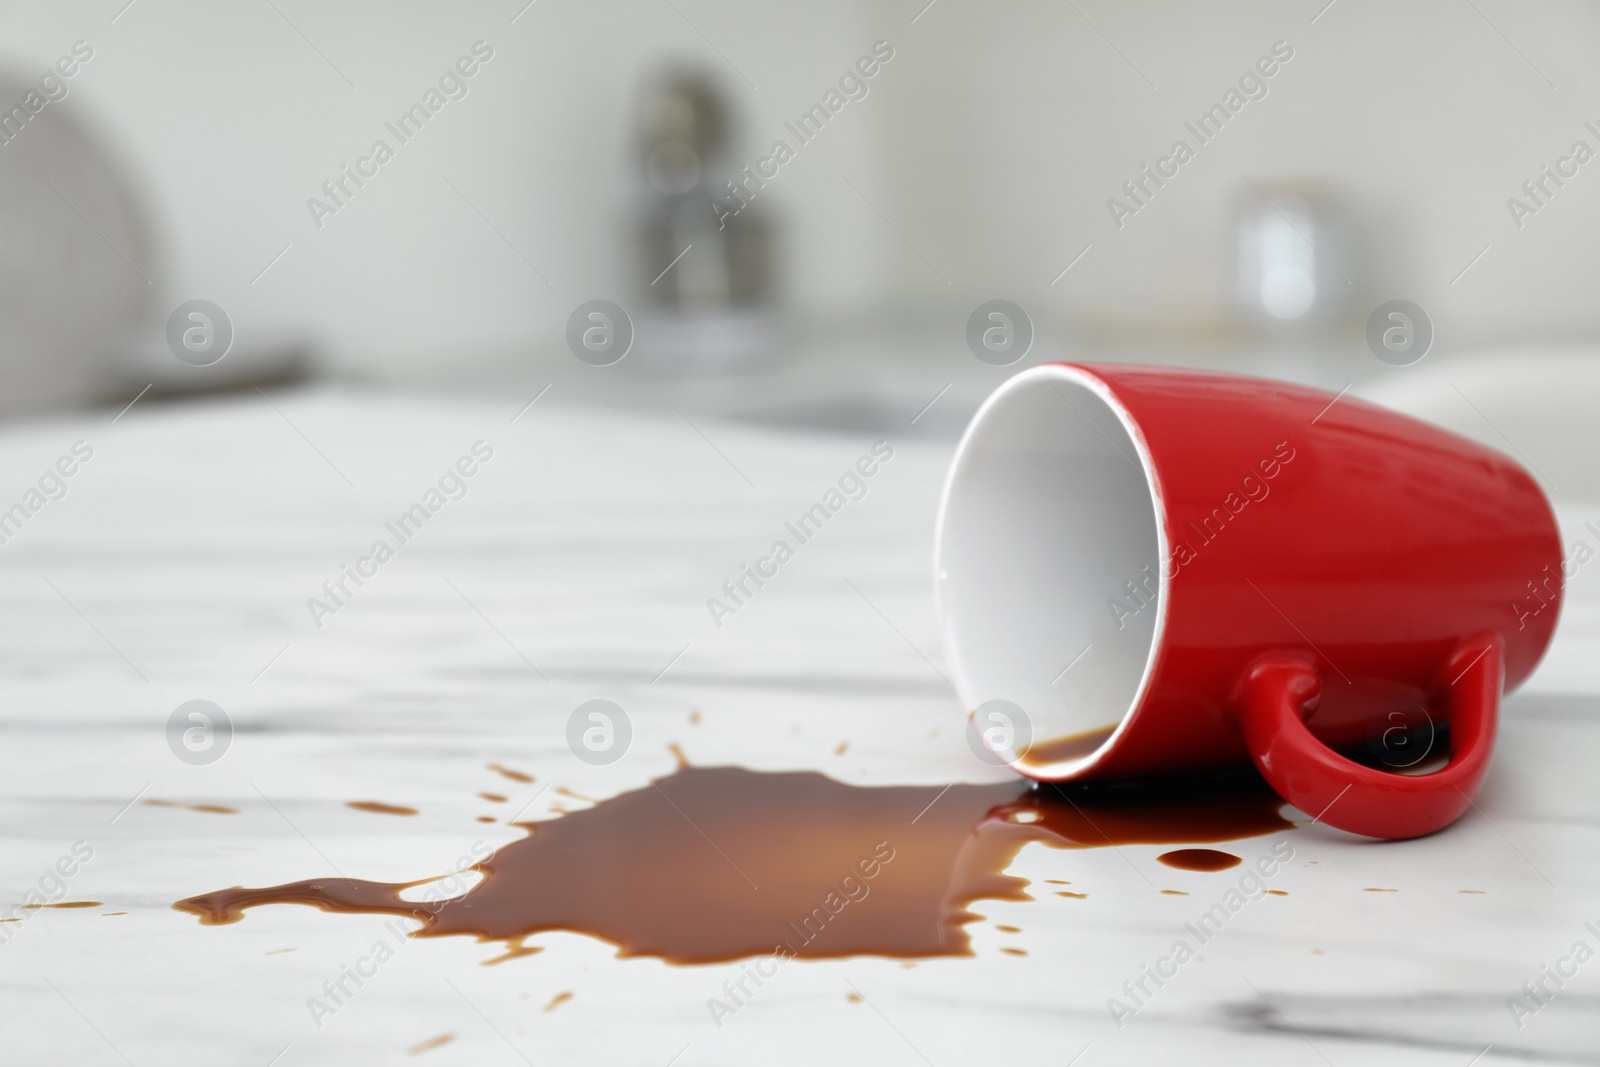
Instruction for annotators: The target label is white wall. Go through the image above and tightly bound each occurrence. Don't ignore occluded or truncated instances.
[2,0,1599,382]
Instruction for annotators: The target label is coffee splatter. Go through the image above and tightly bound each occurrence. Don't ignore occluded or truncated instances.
[543,991,573,1012]
[347,802,419,817]
[146,799,237,814]
[486,764,534,784]
[408,1033,455,1055]
[175,764,1292,965]
[1157,848,1242,872]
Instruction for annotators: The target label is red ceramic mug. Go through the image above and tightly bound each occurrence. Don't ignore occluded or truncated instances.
[934,363,1562,840]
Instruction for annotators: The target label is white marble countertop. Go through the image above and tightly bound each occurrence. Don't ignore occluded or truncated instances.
[0,386,1595,1065]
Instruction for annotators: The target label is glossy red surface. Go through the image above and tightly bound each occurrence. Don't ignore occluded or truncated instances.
[1032,364,1561,839]
[1237,641,1500,838]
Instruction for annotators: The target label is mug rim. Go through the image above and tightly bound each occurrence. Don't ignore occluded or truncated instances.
[933,362,1171,780]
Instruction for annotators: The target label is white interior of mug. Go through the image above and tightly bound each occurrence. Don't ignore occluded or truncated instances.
[934,364,1167,779]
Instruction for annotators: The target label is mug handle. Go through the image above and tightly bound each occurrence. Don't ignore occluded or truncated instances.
[1234,635,1502,840]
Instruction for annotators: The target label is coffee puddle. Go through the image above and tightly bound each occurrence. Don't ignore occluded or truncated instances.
[175,764,1293,965]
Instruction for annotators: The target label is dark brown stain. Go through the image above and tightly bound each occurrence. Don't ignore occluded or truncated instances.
[1265,889,1288,896]
[1056,891,1088,899]
[347,802,419,816]
[102,911,127,916]
[1001,947,1028,956]
[1020,725,1117,768]
[145,799,237,814]
[24,901,101,909]
[543,991,573,1012]
[174,764,1293,966]
[478,793,508,804]
[476,816,496,824]
[1160,890,1189,896]
[555,787,598,804]
[408,1033,455,1055]
[486,764,534,784]
[1157,848,1242,872]
[995,924,1021,933]
[668,743,690,770]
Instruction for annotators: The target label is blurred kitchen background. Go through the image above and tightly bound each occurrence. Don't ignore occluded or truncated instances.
[2,0,1599,482]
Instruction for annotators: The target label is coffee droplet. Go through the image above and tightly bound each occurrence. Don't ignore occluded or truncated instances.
[1156,848,1243,872]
